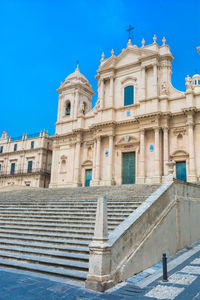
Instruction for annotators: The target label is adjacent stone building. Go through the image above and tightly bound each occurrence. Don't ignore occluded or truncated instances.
[0,130,52,188]
[49,36,200,188]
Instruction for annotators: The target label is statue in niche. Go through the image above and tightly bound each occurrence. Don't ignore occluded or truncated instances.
[79,102,85,115]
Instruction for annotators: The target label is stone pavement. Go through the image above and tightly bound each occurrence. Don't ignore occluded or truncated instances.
[1,240,200,299]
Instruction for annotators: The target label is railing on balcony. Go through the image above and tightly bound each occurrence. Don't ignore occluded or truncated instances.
[0,168,51,177]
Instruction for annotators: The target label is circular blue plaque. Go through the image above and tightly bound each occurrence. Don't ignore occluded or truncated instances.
[149,144,154,152]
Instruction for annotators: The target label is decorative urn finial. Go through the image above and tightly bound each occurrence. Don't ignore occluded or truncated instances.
[141,38,145,47]
[153,34,157,43]
[162,37,166,45]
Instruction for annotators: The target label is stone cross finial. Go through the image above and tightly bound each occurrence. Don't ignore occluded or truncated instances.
[141,38,145,47]
[153,34,157,43]
[100,52,105,62]
[111,49,114,56]
[162,37,166,45]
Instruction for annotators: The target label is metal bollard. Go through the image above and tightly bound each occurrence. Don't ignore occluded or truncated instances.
[162,253,168,282]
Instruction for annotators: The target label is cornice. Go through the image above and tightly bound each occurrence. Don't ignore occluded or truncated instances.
[0,147,51,158]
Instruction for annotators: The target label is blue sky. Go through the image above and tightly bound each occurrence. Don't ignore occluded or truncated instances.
[0,0,199,137]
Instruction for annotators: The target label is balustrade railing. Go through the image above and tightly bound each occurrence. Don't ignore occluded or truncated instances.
[0,168,51,177]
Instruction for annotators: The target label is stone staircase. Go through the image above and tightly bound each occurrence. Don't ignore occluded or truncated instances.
[0,184,159,282]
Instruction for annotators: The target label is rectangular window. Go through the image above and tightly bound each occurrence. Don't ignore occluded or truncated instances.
[31,141,34,149]
[10,163,15,175]
[14,144,17,152]
[0,146,3,153]
[27,161,33,173]
[124,85,134,106]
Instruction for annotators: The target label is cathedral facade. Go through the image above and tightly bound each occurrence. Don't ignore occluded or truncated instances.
[49,36,200,188]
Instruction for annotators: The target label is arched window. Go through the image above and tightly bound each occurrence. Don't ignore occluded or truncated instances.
[65,102,71,115]
[124,85,134,106]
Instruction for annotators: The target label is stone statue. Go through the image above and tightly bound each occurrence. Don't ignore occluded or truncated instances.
[79,102,85,115]
[185,75,193,90]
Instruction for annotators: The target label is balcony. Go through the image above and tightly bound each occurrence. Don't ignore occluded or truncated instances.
[0,168,51,178]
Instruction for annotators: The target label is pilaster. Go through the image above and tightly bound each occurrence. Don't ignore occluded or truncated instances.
[137,129,145,183]
[153,127,161,183]
[186,112,197,182]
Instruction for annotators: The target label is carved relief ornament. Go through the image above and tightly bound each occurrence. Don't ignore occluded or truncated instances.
[173,127,186,136]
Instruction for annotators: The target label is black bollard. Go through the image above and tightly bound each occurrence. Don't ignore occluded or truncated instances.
[162,253,168,282]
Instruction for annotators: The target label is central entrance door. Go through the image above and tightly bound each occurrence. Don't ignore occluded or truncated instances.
[176,161,187,182]
[85,169,92,186]
[122,152,135,184]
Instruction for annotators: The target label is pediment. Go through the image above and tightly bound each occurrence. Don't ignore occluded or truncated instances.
[115,51,140,68]
[99,47,157,72]
[116,135,139,146]
[170,150,189,157]
[82,160,93,167]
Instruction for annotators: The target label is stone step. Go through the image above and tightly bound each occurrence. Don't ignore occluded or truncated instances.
[0,235,90,246]
[0,219,121,227]
[0,258,88,280]
[0,201,142,207]
[0,212,131,218]
[0,215,125,222]
[0,204,140,210]
[0,224,115,232]
[0,239,89,254]
[0,184,159,282]
[0,223,117,231]
[0,206,137,215]
[0,249,89,267]
[0,229,94,240]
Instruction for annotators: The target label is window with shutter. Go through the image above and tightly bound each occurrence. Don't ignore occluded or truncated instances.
[124,86,134,106]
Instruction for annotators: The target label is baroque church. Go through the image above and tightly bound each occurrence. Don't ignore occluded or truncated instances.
[0,37,200,189]
[49,36,200,188]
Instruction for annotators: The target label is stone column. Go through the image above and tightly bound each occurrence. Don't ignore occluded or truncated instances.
[74,135,81,186]
[163,127,169,177]
[108,135,114,184]
[100,79,104,110]
[138,129,145,183]
[95,136,101,184]
[141,67,146,100]
[153,127,161,182]
[109,77,114,107]
[187,113,197,182]
[153,64,158,98]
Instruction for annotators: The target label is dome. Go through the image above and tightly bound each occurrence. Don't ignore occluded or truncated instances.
[192,74,200,86]
[192,74,200,79]
[64,65,89,84]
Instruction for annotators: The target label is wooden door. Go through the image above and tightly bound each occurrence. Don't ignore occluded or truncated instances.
[122,152,135,184]
[176,161,186,182]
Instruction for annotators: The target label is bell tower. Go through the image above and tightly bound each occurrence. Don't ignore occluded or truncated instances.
[56,65,94,133]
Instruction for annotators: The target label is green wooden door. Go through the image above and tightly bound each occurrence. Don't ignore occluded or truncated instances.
[176,161,187,182]
[85,169,92,186]
[122,152,135,184]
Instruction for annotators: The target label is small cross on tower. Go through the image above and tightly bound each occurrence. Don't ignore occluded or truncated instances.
[126,24,134,41]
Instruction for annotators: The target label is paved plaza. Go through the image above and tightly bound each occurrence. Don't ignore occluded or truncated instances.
[1,241,200,299]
